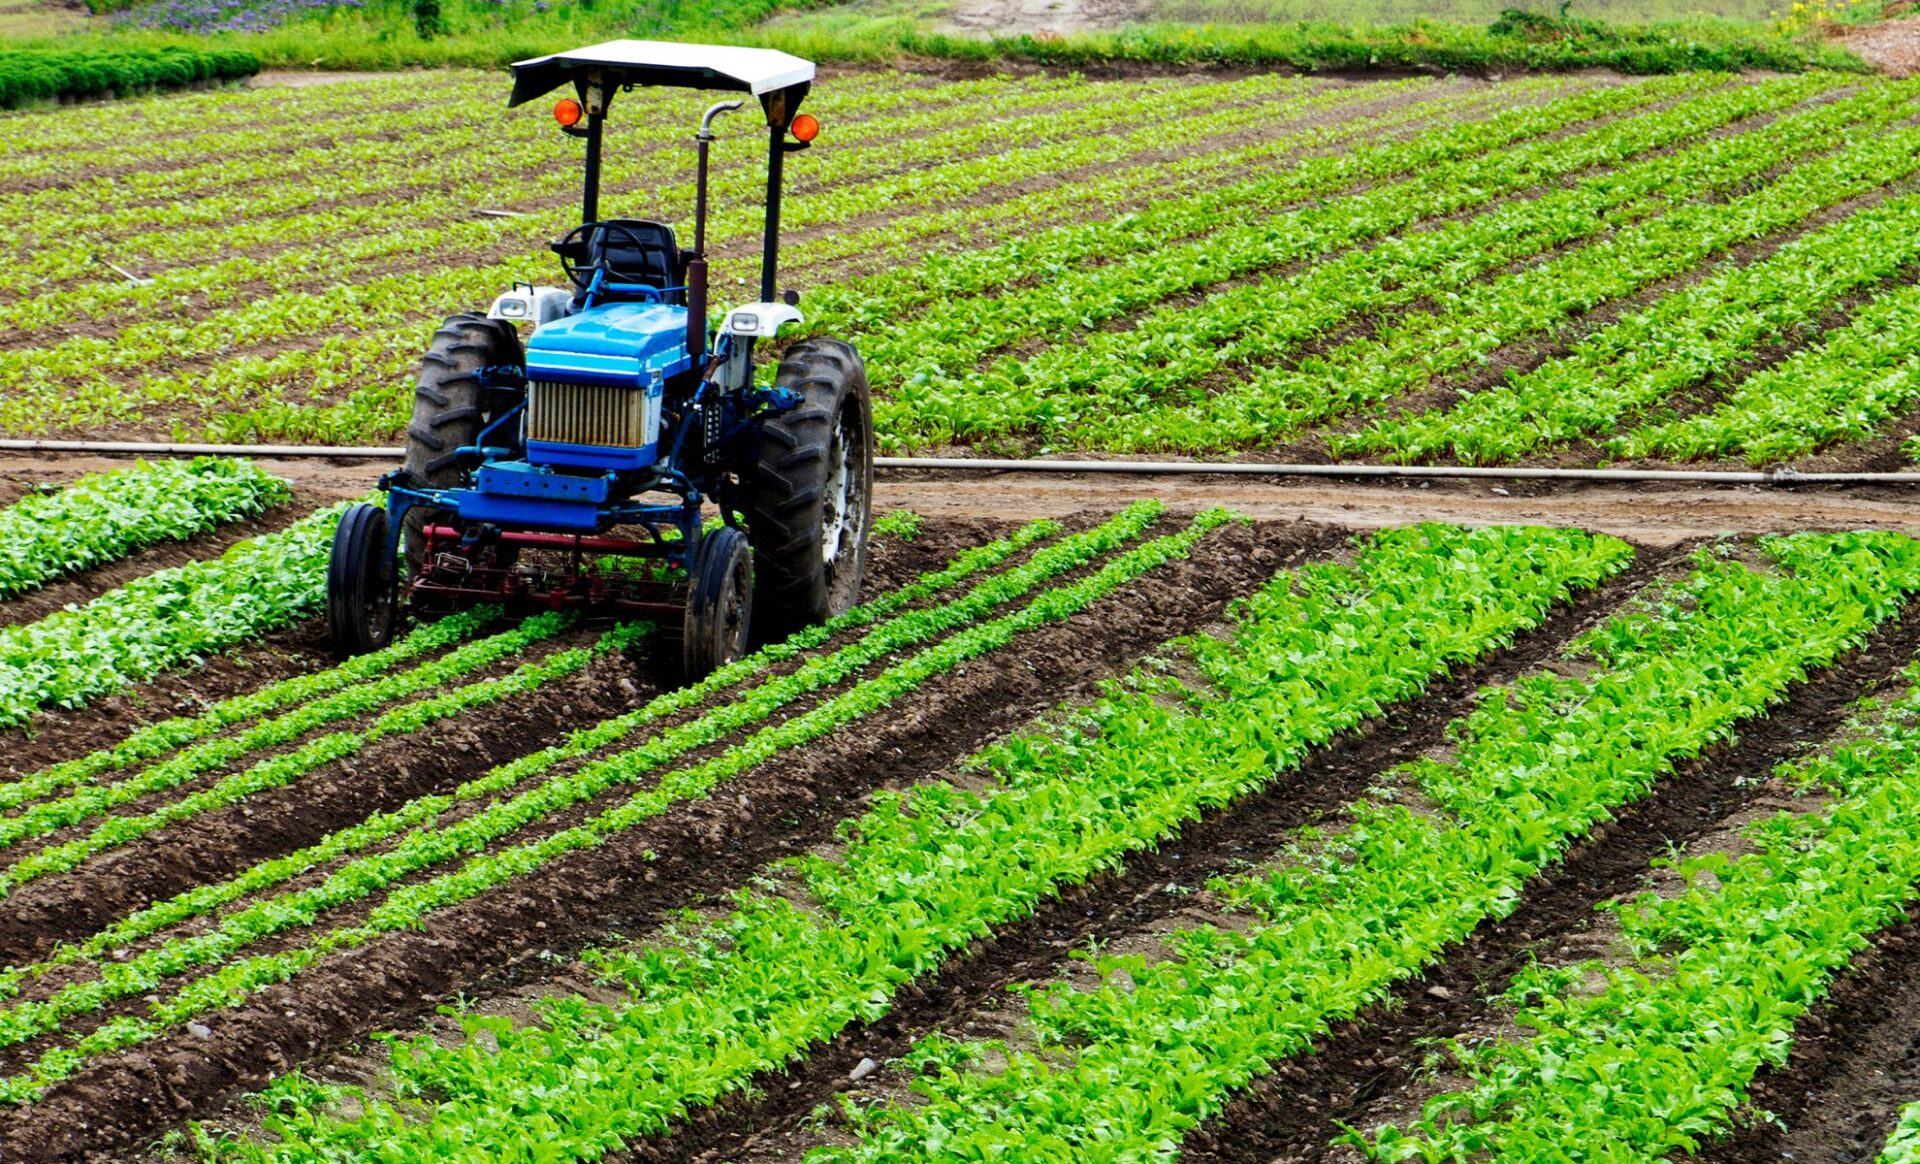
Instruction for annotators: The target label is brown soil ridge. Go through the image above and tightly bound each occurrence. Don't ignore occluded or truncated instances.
[0,516,1329,1162]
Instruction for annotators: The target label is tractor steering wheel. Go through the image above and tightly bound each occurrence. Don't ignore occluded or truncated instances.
[556,220,653,296]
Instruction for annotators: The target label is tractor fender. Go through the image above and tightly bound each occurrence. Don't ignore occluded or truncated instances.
[487,285,574,327]
[718,302,803,340]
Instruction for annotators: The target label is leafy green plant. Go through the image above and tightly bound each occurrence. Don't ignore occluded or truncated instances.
[798,532,1920,1164]
[871,510,923,541]
[0,499,358,728]
[0,458,288,600]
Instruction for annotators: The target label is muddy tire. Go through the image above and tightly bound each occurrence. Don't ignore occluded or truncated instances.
[403,312,523,569]
[744,337,873,644]
[682,525,754,683]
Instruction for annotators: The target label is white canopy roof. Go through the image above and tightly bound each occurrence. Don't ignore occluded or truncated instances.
[509,40,815,106]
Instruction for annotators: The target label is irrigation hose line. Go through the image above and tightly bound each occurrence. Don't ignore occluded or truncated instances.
[0,439,1915,486]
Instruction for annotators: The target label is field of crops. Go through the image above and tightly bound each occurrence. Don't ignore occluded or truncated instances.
[0,457,1896,1161]
[5,65,1920,467]
[7,53,1920,1164]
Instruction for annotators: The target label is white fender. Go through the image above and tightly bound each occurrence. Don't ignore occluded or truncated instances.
[718,302,804,339]
[487,285,574,327]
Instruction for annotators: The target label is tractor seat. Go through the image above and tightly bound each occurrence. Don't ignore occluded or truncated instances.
[560,218,685,305]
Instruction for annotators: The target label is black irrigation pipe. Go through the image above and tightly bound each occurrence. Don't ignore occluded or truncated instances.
[0,441,1915,486]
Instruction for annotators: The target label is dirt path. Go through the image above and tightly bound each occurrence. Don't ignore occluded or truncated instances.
[1836,18,1920,79]
[0,455,1910,547]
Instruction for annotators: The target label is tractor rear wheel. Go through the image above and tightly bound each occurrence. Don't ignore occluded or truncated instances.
[683,525,754,682]
[745,338,873,644]
[403,312,523,570]
[327,502,396,659]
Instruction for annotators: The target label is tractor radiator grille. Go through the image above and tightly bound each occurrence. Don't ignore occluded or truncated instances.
[527,381,648,448]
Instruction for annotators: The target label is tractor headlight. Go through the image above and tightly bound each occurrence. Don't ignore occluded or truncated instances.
[730,313,758,334]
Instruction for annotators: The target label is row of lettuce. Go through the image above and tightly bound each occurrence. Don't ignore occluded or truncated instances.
[0,46,257,110]
[176,523,1920,1163]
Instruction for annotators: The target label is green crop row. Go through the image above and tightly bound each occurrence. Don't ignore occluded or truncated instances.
[6,73,1355,342]
[0,516,1058,1024]
[1363,650,1920,1159]
[0,77,1358,435]
[1352,166,1920,463]
[0,608,493,813]
[1885,1104,1920,1163]
[0,457,287,601]
[803,531,1920,1163]
[852,74,1712,444]
[0,620,648,1053]
[0,66,995,243]
[192,81,1491,447]
[1,70,1265,302]
[993,73,1875,450]
[0,611,578,891]
[1138,106,1920,456]
[0,47,258,110]
[219,523,1631,1164]
[0,500,352,728]
[1611,277,1920,464]
[0,503,1198,1104]
[0,510,1114,1079]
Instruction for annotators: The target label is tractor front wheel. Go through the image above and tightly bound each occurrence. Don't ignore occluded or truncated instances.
[745,338,873,644]
[327,502,396,659]
[683,525,754,682]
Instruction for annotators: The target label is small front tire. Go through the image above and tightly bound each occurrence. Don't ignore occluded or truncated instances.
[683,525,754,683]
[327,503,397,660]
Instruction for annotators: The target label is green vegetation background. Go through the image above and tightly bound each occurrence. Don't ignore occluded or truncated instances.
[0,1,1891,110]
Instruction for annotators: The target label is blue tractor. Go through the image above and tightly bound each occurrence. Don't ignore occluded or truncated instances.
[326,41,873,680]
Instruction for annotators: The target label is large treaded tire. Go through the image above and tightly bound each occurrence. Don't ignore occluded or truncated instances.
[745,337,873,644]
[403,312,523,569]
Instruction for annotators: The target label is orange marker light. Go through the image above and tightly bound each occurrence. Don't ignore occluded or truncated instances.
[790,113,819,143]
[554,97,584,128]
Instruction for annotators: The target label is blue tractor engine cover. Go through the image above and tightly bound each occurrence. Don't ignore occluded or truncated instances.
[449,300,694,533]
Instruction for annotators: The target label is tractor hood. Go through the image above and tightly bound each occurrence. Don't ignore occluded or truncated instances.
[525,302,693,387]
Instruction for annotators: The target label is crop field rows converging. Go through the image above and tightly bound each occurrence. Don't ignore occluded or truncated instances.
[7,66,1920,469]
[0,470,1917,1162]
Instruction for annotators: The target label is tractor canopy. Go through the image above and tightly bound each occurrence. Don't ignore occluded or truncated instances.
[508,40,814,107]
